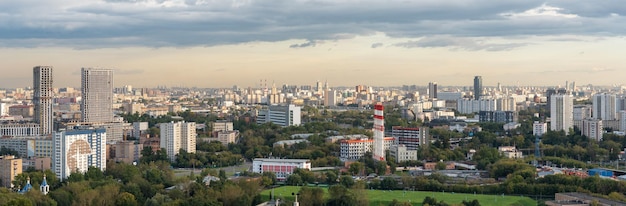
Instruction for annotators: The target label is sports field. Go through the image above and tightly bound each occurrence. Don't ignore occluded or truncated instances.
[261,186,537,206]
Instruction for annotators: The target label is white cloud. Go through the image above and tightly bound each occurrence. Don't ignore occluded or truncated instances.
[501,4,578,19]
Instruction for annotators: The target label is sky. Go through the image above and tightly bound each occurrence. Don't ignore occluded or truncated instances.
[1,0,625,88]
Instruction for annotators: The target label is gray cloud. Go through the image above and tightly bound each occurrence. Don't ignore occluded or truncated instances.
[0,0,625,48]
[371,43,383,48]
[394,36,527,51]
[289,40,317,48]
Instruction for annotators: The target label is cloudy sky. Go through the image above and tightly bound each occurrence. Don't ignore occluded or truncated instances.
[1,0,625,88]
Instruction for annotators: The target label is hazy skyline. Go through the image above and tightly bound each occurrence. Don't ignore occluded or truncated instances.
[1,1,625,88]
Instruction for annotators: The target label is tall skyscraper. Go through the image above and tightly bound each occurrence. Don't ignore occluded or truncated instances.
[473,76,482,100]
[372,103,385,161]
[160,121,196,162]
[550,94,573,134]
[33,66,54,135]
[428,82,437,99]
[592,93,617,120]
[81,68,114,123]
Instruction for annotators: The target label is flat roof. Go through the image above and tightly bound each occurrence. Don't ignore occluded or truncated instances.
[254,158,310,163]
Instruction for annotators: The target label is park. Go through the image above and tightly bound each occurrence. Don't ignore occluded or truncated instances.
[261,186,537,206]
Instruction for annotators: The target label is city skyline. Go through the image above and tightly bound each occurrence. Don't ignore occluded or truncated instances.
[1,1,625,88]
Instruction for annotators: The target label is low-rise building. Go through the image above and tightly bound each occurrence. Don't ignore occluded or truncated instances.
[389,144,417,163]
[273,139,309,148]
[546,192,624,206]
[217,130,239,145]
[498,146,523,159]
[340,137,394,161]
[0,123,41,137]
[252,158,311,180]
[22,157,51,171]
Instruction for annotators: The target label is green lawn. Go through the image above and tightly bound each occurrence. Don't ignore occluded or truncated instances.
[261,186,537,206]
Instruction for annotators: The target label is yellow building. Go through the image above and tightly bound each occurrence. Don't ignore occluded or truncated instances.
[0,155,22,188]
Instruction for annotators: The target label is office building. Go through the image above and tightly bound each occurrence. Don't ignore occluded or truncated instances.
[252,158,311,181]
[33,66,54,135]
[478,111,518,123]
[81,68,114,123]
[428,82,437,99]
[533,121,547,137]
[473,76,482,100]
[53,129,107,179]
[391,126,429,150]
[389,144,417,163]
[0,155,22,188]
[0,123,41,137]
[159,121,196,162]
[256,104,301,126]
[582,118,603,141]
[550,94,573,134]
[592,93,617,120]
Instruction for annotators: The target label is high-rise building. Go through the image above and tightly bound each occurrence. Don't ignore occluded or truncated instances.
[619,111,626,132]
[428,82,437,99]
[53,129,107,179]
[81,68,114,123]
[573,105,592,129]
[546,88,568,111]
[550,94,574,134]
[372,103,385,161]
[473,76,482,100]
[324,90,338,106]
[593,93,617,120]
[582,118,603,141]
[33,66,54,135]
[159,121,196,162]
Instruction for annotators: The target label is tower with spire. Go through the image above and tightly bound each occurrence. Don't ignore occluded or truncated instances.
[40,174,49,195]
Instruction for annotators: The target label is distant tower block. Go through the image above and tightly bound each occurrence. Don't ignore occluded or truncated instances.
[373,103,385,161]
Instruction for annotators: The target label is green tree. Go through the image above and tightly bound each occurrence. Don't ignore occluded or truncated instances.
[116,192,138,206]
[286,174,303,186]
[339,176,354,188]
[298,187,325,206]
[380,177,398,190]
